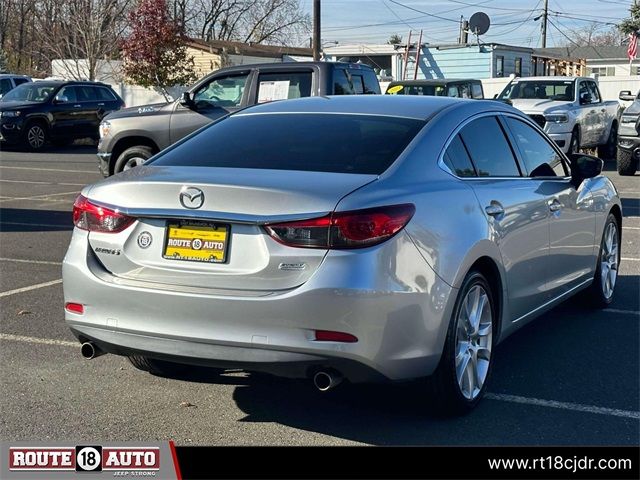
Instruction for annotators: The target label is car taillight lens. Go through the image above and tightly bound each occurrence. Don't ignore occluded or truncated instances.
[264,204,415,249]
[73,194,134,233]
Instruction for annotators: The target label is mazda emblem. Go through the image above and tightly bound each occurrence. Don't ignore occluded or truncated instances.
[179,186,205,209]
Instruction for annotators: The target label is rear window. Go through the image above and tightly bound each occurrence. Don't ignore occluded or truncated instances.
[150,113,425,175]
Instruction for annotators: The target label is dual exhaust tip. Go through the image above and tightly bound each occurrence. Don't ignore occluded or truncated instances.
[81,342,344,392]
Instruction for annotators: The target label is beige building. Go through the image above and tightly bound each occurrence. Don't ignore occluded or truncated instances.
[185,38,313,77]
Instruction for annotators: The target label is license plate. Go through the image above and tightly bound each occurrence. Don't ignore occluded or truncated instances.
[163,221,229,263]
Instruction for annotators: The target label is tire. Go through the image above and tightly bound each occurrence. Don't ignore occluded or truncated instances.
[597,123,617,160]
[430,271,496,415]
[568,127,580,155]
[22,122,48,151]
[588,214,620,308]
[128,355,188,377]
[616,148,638,176]
[113,146,154,174]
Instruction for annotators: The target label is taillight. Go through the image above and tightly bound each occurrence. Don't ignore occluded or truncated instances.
[264,204,415,249]
[73,194,134,233]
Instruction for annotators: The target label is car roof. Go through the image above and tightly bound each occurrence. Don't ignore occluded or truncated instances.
[0,74,30,79]
[21,80,111,87]
[235,95,512,121]
[214,61,375,73]
[512,76,585,82]
[388,79,481,85]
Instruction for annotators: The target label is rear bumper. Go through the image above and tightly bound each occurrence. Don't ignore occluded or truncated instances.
[63,229,456,382]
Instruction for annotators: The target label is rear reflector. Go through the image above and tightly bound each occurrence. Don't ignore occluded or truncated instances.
[264,204,415,249]
[65,303,84,314]
[314,330,358,343]
[73,194,135,233]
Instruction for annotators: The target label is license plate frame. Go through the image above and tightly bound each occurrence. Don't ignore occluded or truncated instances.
[163,220,230,264]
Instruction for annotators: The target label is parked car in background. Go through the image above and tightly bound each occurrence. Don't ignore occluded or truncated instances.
[97,61,381,176]
[64,96,621,414]
[0,74,32,99]
[0,80,124,150]
[385,78,484,99]
[496,77,620,158]
[616,89,640,176]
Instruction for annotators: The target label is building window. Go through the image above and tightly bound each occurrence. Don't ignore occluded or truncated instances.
[496,56,504,77]
[515,57,522,77]
[587,66,616,77]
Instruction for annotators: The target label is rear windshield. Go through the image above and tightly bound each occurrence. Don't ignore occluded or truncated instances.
[150,113,425,175]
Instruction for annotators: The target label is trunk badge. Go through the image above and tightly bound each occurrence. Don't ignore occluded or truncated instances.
[137,231,152,249]
[278,262,307,271]
[180,186,205,209]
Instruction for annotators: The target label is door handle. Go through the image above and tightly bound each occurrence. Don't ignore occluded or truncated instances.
[98,102,105,106]
[485,204,504,217]
[549,199,562,212]
[73,104,81,108]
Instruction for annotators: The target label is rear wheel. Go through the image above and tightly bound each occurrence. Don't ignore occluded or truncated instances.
[431,271,495,414]
[23,122,48,150]
[616,148,638,176]
[597,123,617,160]
[589,214,620,308]
[114,146,154,174]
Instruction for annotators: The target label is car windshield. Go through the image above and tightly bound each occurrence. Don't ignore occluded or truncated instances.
[150,113,426,175]
[498,81,575,101]
[1,83,56,103]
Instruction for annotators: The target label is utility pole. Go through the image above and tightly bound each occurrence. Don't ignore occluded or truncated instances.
[313,0,321,61]
[541,0,549,48]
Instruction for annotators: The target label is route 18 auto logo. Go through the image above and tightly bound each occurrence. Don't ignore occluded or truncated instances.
[9,445,160,475]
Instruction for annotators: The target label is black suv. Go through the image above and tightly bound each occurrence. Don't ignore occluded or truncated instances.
[98,61,381,176]
[0,80,124,150]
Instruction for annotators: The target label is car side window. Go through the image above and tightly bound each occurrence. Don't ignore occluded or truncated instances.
[76,86,98,102]
[459,116,521,177]
[578,81,591,103]
[447,85,459,97]
[55,86,77,103]
[587,81,601,103]
[0,78,12,95]
[350,73,365,94]
[193,74,248,108]
[443,134,476,177]
[97,87,117,101]
[361,69,381,94]
[14,78,29,86]
[256,71,312,103]
[333,70,355,95]
[471,83,483,99]
[504,117,568,177]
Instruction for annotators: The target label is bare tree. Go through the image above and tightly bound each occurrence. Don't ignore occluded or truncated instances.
[565,22,625,47]
[34,0,131,81]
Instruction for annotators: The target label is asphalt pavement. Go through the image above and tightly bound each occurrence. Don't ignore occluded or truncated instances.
[0,144,638,445]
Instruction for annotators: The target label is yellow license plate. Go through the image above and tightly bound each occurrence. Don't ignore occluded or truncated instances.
[163,221,229,263]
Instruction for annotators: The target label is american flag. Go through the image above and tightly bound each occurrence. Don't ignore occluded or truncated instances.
[628,32,638,61]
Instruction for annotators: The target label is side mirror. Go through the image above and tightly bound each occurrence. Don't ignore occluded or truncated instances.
[619,90,635,101]
[493,93,498,99]
[568,153,603,187]
[53,95,68,104]
[179,91,194,108]
[579,92,592,105]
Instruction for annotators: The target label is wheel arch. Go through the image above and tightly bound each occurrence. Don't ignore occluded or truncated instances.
[109,136,160,175]
[467,256,505,343]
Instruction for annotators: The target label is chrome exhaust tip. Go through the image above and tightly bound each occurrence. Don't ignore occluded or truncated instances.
[80,342,104,360]
[313,370,343,392]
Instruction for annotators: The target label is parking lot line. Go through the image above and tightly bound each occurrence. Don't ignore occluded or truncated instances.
[0,333,77,348]
[603,308,640,316]
[622,257,639,261]
[0,257,62,266]
[0,166,95,174]
[623,226,640,230]
[485,393,640,420]
[0,179,86,186]
[0,190,79,202]
[0,279,62,298]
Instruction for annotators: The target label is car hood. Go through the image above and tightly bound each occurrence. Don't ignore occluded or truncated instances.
[0,101,40,111]
[508,98,573,113]
[104,102,172,120]
[623,100,640,115]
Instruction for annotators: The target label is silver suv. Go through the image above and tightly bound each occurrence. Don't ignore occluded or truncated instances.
[0,74,32,99]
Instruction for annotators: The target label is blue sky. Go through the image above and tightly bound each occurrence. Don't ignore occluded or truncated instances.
[299,0,633,47]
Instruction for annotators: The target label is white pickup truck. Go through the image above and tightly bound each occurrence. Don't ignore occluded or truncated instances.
[496,76,620,158]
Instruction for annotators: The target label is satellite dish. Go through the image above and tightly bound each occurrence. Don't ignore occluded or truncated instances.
[469,12,490,36]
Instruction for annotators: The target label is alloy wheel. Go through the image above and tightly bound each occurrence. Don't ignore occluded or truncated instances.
[27,125,45,149]
[123,156,146,171]
[600,222,619,300]
[454,285,493,400]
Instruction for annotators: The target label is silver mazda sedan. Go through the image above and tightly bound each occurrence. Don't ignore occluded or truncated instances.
[63,96,622,413]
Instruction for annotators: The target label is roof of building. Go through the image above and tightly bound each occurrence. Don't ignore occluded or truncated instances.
[535,46,628,61]
[185,38,312,59]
